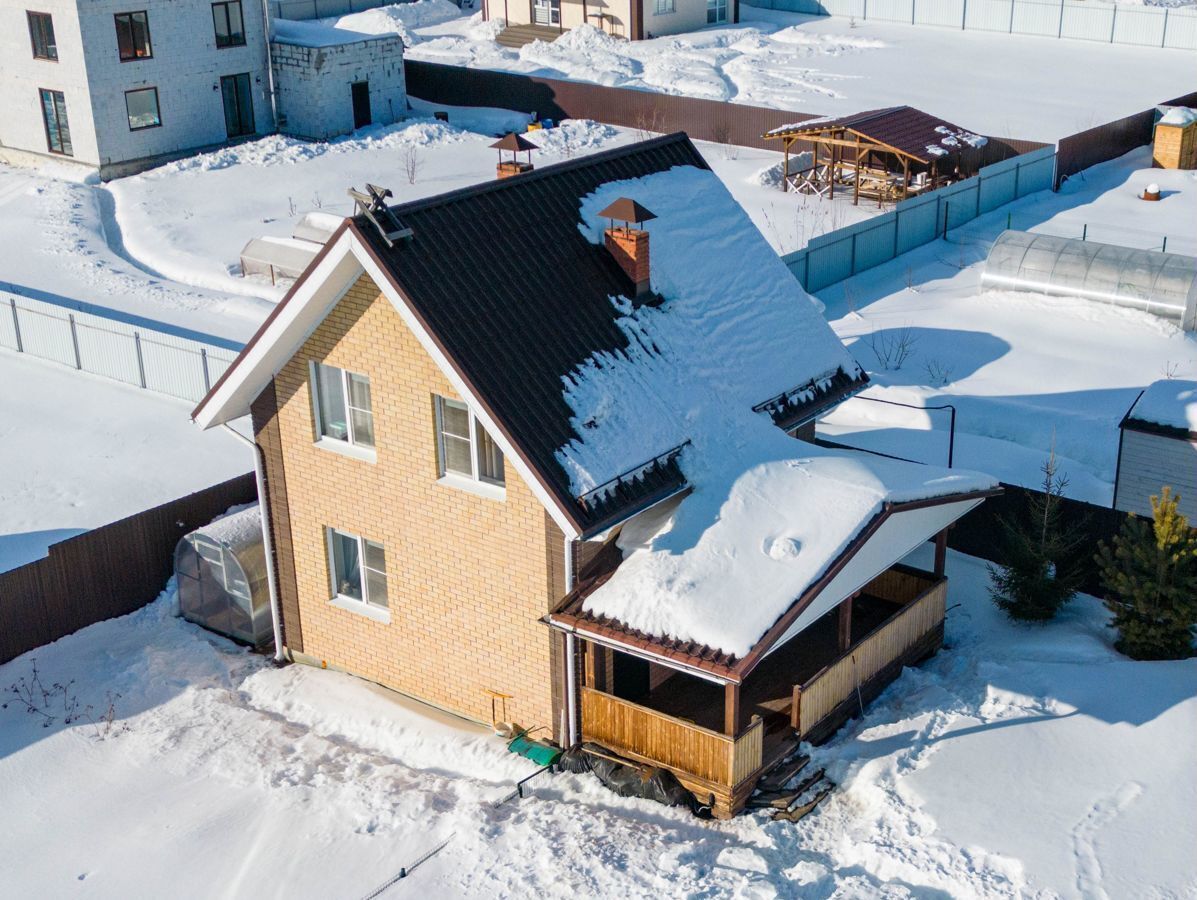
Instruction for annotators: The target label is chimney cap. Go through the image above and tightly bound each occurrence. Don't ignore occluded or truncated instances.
[598,197,657,226]
[490,132,539,152]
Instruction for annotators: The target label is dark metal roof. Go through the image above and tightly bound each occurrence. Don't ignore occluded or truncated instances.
[490,132,539,152]
[764,106,986,164]
[597,197,657,224]
[352,133,708,536]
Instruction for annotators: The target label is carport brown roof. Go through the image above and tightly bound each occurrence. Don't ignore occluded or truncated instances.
[764,106,986,165]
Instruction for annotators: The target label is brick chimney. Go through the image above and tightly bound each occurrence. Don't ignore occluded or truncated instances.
[491,132,538,180]
[598,198,656,299]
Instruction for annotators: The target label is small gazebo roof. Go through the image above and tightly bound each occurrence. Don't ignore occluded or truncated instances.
[764,106,988,164]
[597,197,657,225]
[490,132,539,152]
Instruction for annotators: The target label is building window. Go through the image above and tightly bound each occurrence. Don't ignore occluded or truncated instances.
[114,11,152,61]
[212,1,246,48]
[39,89,72,156]
[327,528,388,610]
[220,72,254,138]
[655,0,675,12]
[313,363,375,450]
[435,396,504,486]
[706,0,727,23]
[125,87,161,130]
[27,12,57,60]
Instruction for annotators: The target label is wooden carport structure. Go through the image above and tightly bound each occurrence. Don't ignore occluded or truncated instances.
[763,106,990,207]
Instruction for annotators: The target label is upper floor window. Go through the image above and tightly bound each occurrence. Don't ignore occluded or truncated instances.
[434,396,504,487]
[312,363,375,451]
[27,12,57,60]
[212,1,246,48]
[327,527,388,612]
[125,87,161,130]
[114,11,152,61]
[654,0,675,13]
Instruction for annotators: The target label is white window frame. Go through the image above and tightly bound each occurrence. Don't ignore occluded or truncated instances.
[706,0,727,23]
[325,527,389,621]
[655,0,675,13]
[434,395,505,499]
[310,362,376,461]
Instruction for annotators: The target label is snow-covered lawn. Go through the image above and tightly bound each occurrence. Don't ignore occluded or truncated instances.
[396,4,1193,142]
[817,146,1197,503]
[1,546,1192,898]
[0,352,249,572]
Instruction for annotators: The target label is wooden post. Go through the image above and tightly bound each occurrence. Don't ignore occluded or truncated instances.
[853,134,861,206]
[583,640,596,688]
[902,156,910,201]
[790,684,802,732]
[934,529,948,577]
[783,138,790,193]
[828,141,836,200]
[724,682,740,737]
[838,594,853,651]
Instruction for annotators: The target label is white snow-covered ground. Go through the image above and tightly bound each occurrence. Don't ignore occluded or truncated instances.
[0,352,250,572]
[395,5,1193,142]
[816,146,1197,504]
[0,546,1192,898]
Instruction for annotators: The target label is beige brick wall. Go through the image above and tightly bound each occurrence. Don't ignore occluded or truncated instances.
[268,274,563,733]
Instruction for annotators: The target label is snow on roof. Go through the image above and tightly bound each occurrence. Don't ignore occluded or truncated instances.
[1159,106,1197,127]
[271,18,391,48]
[559,165,862,495]
[562,165,996,657]
[197,503,262,550]
[1128,379,1197,434]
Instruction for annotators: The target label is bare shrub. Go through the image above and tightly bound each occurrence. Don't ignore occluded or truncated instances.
[403,145,422,185]
[2,659,126,739]
[904,265,920,293]
[924,358,954,387]
[1161,360,1181,379]
[869,326,918,371]
[711,122,739,160]
[634,107,666,142]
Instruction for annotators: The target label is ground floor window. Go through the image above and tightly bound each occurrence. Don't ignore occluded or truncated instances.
[327,527,388,610]
[125,86,161,130]
[434,395,504,487]
[706,0,727,23]
[220,72,254,138]
[39,88,71,156]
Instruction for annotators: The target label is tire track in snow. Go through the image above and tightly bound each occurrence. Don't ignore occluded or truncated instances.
[1071,781,1142,900]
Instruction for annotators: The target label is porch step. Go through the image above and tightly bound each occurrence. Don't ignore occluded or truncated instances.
[772,776,835,823]
[495,23,564,48]
[755,753,810,795]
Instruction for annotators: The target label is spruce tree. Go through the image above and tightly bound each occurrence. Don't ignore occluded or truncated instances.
[1096,488,1197,660]
[988,448,1086,621]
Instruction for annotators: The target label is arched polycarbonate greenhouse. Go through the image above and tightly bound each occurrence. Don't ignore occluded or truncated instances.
[174,504,273,648]
[982,231,1197,331]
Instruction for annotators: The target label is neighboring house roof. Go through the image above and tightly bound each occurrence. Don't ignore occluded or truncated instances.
[1121,379,1197,441]
[764,106,989,164]
[195,133,869,539]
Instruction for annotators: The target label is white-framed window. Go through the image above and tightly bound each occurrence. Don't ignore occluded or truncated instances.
[434,395,504,487]
[312,362,375,451]
[655,0,675,13]
[706,0,727,23]
[326,527,388,611]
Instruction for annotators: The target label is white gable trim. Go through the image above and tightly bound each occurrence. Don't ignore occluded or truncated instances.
[193,227,581,539]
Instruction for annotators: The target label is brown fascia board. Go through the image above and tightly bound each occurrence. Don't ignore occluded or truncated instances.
[731,486,1001,678]
[1120,415,1197,443]
[347,220,591,537]
[191,219,352,423]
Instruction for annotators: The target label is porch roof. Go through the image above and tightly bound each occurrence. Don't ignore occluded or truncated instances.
[548,443,998,682]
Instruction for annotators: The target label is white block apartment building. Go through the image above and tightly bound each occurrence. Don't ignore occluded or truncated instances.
[1,0,275,178]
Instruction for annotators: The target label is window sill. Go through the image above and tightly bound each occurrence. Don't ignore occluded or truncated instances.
[329,595,391,624]
[314,437,376,464]
[436,473,506,502]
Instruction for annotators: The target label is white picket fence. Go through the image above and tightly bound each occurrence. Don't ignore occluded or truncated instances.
[746,0,1197,50]
[783,145,1056,292]
[0,291,241,404]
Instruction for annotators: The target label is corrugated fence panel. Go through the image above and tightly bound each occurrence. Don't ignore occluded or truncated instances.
[806,236,856,292]
[139,337,209,402]
[1164,8,1197,49]
[13,303,77,367]
[965,0,1013,30]
[978,162,1017,213]
[1011,0,1060,35]
[1113,6,1167,46]
[1016,146,1056,196]
[868,0,913,22]
[1061,1,1114,43]
[895,193,941,255]
[854,219,899,272]
[75,324,141,386]
[0,301,18,351]
[915,0,964,29]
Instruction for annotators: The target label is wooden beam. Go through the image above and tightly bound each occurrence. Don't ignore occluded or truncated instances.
[934,529,948,577]
[724,682,741,737]
[853,134,861,207]
[838,594,853,651]
[902,156,910,201]
[783,138,789,193]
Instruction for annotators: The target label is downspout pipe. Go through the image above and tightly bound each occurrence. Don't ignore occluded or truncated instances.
[223,424,286,662]
[563,535,578,747]
[260,0,279,132]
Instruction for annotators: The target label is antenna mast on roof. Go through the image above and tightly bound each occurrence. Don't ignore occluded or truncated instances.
[347,183,412,248]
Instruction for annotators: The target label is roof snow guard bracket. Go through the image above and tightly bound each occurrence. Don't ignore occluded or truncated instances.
[753,366,868,432]
[348,184,413,248]
[574,440,690,538]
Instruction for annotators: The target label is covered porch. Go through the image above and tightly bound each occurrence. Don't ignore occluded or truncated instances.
[574,560,948,817]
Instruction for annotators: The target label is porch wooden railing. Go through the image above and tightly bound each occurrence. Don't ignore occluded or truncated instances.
[793,575,947,737]
[580,686,764,787]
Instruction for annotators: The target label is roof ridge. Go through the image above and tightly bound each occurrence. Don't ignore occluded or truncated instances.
[374,131,704,220]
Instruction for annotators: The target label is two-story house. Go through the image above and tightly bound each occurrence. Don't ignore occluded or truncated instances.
[490,0,738,46]
[192,134,998,816]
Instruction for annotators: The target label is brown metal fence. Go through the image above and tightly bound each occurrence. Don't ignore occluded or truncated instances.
[1055,90,1197,189]
[0,472,256,665]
